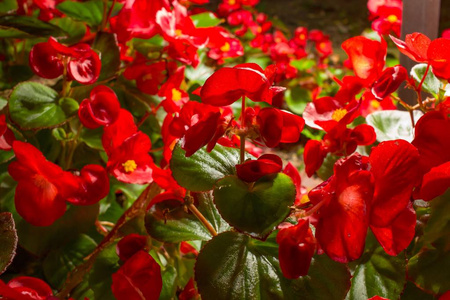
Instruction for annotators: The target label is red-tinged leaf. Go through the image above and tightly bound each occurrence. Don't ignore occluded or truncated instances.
[0,212,17,275]
[370,202,416,256]
[342,36,386,84]
[309,155,373,263]
[369,140,420,227]
[428,38,450,80]
[111,250,162,300]
[390,33,430,63]
[419,162,450,201]
[200,63,271,106]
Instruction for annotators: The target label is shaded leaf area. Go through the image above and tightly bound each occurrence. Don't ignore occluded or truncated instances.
[145,191,230,243]
[214,174,295,240]
[43,234,97,289]
[366,110,423,143]
[93,32,120,81]
[196,231,351,300]
[171,143,249,192]
[347,233,406,300]
[17,204,99,257]
[56,0,103,28]
[9,82,79,130]
[50,17,87,44]
[0,15,66,38]
[0,212,17,275]
[88,244,119,300]
[407,191,450,296]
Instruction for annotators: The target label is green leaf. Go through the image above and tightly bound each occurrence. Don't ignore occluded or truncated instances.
[145,191,230,243]
[88,243,120,300]
[401,281,435,300]
[213,174,295,239]
[80,126,104,150]
[316,153,339,181]
[43,234,97,289]
[285,86,311,114]
[347,233,406,300]
[0,0,18,13]
[160,266,178,300]
[366,110,423,143]
[0,212,17,275]
[93,32,120,81]
[190,12,223,28]
[17,204,99,256]
[290,59,316,71]
[0,15,67,38]
[171,143,247,192]
[9,82,78,130]
[50,17,87,44]
[410,64,442,97]
[56,0,103,28]
[195,231,351,300]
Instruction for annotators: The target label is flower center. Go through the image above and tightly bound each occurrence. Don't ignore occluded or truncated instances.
[171,88,182,101]
[220,42,231,52]
[370,100,381,109]
[331,108,347,122]
[122,160,137,173]
[175,29,183,36]
[387,14,398,23]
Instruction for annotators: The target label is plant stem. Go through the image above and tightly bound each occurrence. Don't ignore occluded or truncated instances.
[416,63,430,109]
[240,96,246,164]
[185,193,217,237]
[56,183,161,299]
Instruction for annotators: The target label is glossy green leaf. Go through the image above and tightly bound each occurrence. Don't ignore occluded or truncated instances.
[410,64,442,97]
[50,17,86,44]
[160,266,177,300]
[88,243,120,300]
[366,110,423,143]
[17,204,99,256]
[214,174,295,239]
[9,82,78,130]
[171,143,246,192]
[43,234,97,289]
[290,59,315,71]
[195,231,351,300]
[145,192,230,243]
[56,0,103,28]
[0,212,17,275]
[190,12,222,28]
[80,126,104,150]
[285,86,311,114]
[347,233,406,300]
[93,32,120,81]
[0,15,67,38]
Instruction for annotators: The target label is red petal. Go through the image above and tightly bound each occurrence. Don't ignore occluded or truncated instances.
[279,110,304,144]
[371,65,407,100]
[102,109,138,156]
[236,154,282,182]
[257,107,283,147]
[351,124,377,145]
[116,234,149,262]
[65,165,110,206]
[303,139,326,177]
[370,202,416,256]
[390,32,430,62]
[428,38,450,80]
[111,251,162,300]
[369,140,420,227]
[7,276,53,300]
[276,219,316,278]
[67,50,101,84]
[419,162,450,201]
[29,41,63,79]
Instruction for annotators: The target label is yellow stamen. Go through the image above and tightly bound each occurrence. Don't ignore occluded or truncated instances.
[171,88,182,101]
[300,194,310,205]
[220,42,231,52]
[175,29,183,36]
[331,108,347,122]
[387,15,398,23]
[371,100,381,109]
[229,0,236,5]
[122,160,137,173]
[299,33,306,40]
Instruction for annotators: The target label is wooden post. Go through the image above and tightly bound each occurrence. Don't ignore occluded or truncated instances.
[399,0,441,105]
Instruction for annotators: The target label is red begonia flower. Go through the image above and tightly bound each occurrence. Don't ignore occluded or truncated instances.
[107,132,154,184]
[0,114,15,150]
[257,108,304,148]
[78,85,121,129]
[67,46,101,85]
[63,164,110,206]
[124,60,177,95]
[179,278,199,300]
[427,38,450,80]
[8,141,68,226]
[158,66,189,113]
[367,296,391,300]
[169,101,222,157]
[371,65,407,100]
[390,32,430,63]
[116,234,149,262]
[236,154,282,182]
[102,109,138,156]
[370,202,416,256]
[303,139,327,177]
[308,154,373,262]
[200,63,284,106]
[412,111,450,200]
[369,140,420,227]
[111,250,162,300]
[371,6,402,36]
[276,219,316,279]
[29,41,64,79]
[0,276,53,300]
[180,242,198,256]
[342,36,386,85]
